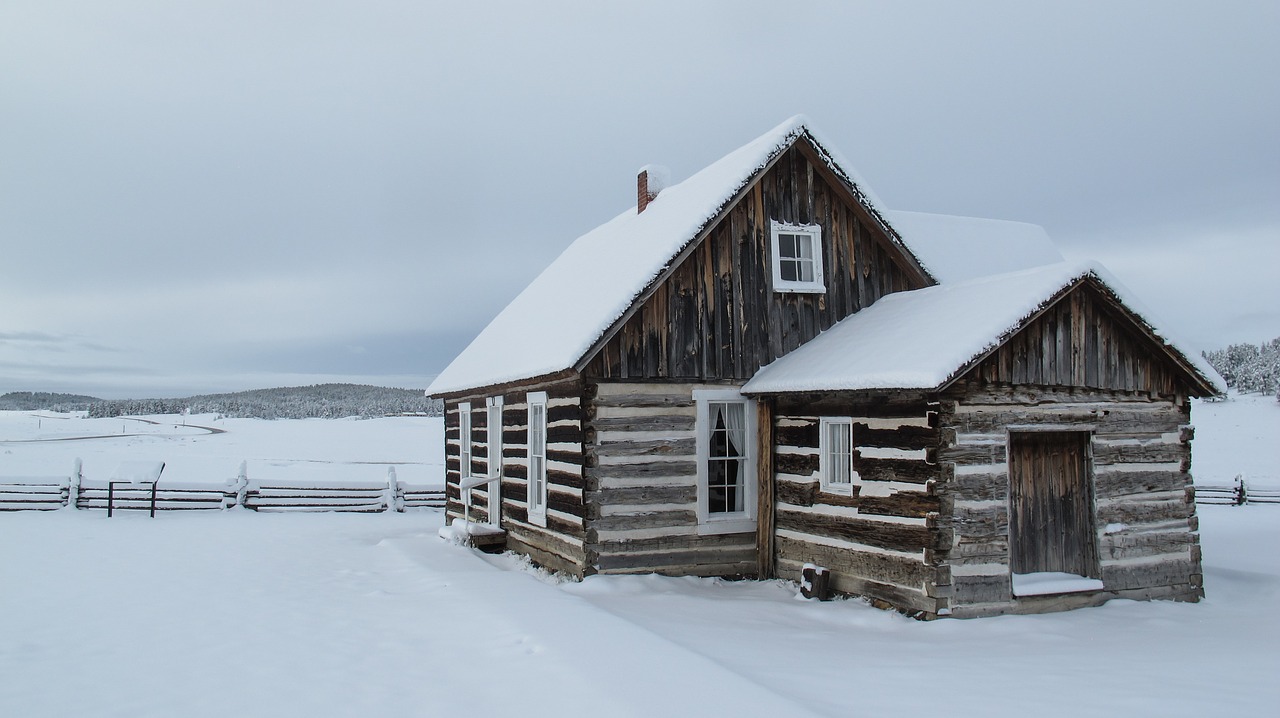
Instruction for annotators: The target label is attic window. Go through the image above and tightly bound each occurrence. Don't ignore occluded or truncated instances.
[770,221,825,293]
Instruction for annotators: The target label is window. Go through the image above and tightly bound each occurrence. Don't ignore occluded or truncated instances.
[694,389,757,534]
[458,401,473,522]
[486,396,503,479]
[457,402,472,480]
[526,391,548,527]
[770,220,825,293]
[485,396,504,527]
[819,417,856,496]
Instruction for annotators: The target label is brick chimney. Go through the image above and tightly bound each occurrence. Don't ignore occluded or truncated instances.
[637,164,669,214]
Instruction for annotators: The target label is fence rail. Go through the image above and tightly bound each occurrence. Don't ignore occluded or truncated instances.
[0,463,444,514]
[1195,476,1280,506]
[0,477,70,511]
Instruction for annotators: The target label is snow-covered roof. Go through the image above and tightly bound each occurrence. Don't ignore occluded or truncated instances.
[742,261,1225,395]
[884,210,1064,283]
[428,115,919,397]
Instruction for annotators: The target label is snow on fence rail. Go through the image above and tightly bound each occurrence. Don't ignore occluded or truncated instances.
[1194,476,1280,506]
[0,476,71,511]
[0,462,445,514]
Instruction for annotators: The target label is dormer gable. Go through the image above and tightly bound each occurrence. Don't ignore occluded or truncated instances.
[584,138,932,381]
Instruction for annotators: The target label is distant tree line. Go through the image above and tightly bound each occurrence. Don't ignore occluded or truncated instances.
[2,384,442,419]
[1203,337,1280,398]
[0,391,102,412]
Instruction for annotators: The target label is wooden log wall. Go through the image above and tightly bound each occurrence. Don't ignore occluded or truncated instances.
[936,383,1201,618]
[583,382,756,577]
[444,380,589,577]
[770,392,943,615]
[584,144,928,383]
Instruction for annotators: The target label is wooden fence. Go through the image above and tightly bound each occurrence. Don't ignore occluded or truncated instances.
[0,476,70,511]
[1194,476,1280,506]
[0,463,444,514]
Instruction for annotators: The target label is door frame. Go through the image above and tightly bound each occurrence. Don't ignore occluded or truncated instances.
[1006,429,1100,582]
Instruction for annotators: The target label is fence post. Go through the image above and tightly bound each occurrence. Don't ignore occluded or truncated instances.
[68,458,82,510]
[1236,475,1248,506]
[234,461,249,509]
[386,467,403,513]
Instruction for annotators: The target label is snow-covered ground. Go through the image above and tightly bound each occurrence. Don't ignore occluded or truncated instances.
[1,396,1277,716]
[1191,392,1280,490]
[0,412,443,486]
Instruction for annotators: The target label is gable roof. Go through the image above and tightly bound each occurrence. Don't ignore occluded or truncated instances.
[427,115,928,397]
[741,261,1225,396]
[884,210,1064,283]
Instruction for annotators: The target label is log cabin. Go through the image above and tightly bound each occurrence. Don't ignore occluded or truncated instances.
[426,116,1223,618]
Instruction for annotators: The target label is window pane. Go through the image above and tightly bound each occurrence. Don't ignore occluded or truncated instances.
[780,234,798,258]
[826,421,853,485]
[775,230,820,287]
[488,405,502,477]
[795,235,813,260]
[780,259,799,282]
[796,257,813,283]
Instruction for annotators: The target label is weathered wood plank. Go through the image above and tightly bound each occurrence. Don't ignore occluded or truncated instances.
[1091,441,1187,465]
[775,509,935,553]
[776,535,933,589]
[585,461,698,480]
[594,437,697,458]
[1096,498,1193,525]
[590,510,698,533]
[856,458,937,484]
[589,415,697,432]
[1093,469,1188,498]
[589,485,697,506]
[776,452,819,476]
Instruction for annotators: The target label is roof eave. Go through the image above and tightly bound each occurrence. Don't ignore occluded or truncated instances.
[427,368,580,402]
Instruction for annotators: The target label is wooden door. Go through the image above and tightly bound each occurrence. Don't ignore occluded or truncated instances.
[1008,431,1098,578]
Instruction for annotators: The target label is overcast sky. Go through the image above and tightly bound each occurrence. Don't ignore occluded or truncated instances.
[2,1,1277,399]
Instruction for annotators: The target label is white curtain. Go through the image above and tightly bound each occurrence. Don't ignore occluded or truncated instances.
[722,402,746,459]
[720,402,747,512]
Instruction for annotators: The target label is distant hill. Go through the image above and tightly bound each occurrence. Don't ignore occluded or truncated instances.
[1,384,441,420]
[0,391,103,411]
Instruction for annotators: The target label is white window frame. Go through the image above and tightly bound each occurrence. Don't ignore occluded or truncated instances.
[694,389,757,535]
[485,396,504,527]
[486,396,503,479]
[526,391,548,528]
[770,220,825,294]
[457,402,473,521]
[819,417,857,496]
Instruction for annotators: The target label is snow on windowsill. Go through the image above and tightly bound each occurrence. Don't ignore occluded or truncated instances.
[1012,572,1105,597]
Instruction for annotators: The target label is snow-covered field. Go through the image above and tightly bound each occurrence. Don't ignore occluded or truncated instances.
[1,397,1277,717]
[0,412,443,486]
[1192,393,1280,490]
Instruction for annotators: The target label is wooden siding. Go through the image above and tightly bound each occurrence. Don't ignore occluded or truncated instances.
[585,145,928,382]
[968,283,1199,397]
[769,392,943,615]
[444,379,589,576]
[584,382,756,576]
[936,384,1201,618]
